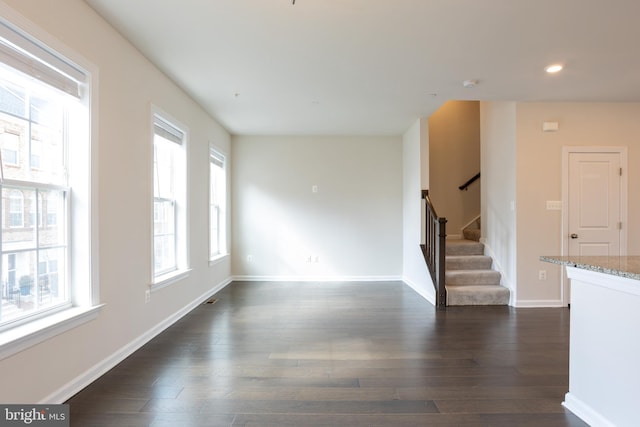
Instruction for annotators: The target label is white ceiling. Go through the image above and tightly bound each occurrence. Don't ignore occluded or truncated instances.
[84,0,640,136]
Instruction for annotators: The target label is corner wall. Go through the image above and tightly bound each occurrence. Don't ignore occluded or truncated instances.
[480,102,517,303]
[402,119,435,303]
[429,101,481,236]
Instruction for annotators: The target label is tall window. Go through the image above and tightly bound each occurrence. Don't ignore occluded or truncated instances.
[0,15,92,334]
[152,113,187,281]
[209,148,226,260]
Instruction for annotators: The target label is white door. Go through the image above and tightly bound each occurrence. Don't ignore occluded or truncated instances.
[562,147,627,305]
[568,152,621,257]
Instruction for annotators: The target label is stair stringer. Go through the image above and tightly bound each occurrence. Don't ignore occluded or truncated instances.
[479,237,515,306]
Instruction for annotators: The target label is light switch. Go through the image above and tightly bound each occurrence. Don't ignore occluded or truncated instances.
[546,201,562,210]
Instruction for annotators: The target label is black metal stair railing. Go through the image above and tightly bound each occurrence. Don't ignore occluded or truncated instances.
[421,190,447,307]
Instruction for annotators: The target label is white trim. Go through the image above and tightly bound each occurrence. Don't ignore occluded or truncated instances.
[40,277,233,404]
[402,277,436,306]
[561,146,628,306]
[150,268,192,292]
[0,305,104,361]
[209,253,229,267]
[513,299,564,308]
[232,275,403,282]
[563,392,617,427]
[208,143,227,263]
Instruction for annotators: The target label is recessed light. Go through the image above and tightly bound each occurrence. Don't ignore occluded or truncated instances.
[545,64,563,74]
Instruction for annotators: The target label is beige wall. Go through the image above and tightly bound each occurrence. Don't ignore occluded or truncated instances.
[429,101,481,235]
[0,0,231,402]
[231,135,403,280]
[515,102,640,305]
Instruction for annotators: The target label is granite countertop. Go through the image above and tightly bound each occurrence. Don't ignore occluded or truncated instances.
[540,255,640,281]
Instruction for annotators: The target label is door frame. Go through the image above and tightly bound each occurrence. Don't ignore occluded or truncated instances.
[561,146,628,305]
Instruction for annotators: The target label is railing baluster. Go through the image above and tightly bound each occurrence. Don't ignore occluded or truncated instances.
[421,190,447,307]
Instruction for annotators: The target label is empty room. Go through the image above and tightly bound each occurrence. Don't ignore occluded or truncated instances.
[1,1,639,426]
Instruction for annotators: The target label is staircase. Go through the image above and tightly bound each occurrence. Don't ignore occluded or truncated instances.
[445,238,510,306]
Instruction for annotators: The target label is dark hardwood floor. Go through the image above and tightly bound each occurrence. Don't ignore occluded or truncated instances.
[67,281,587,426]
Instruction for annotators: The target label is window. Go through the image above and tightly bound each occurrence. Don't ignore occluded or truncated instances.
[0,13,98,352]
[5,189,23,227]
[209,148,226,260]
[0,132,19,165]
[152,112,187,283]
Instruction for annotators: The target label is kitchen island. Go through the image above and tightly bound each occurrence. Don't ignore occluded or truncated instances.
[541,255,640,427]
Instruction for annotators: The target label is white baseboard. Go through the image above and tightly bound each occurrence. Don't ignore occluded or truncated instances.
[41,277,233,404]
[402,277,436,306]
[563,392,617,427]
[515,299,564,308]
[232,275,403,282]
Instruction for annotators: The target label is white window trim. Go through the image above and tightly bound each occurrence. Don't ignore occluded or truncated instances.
[209,253,229,268]
[0,304,104,361]
[150,105,189,291]
[209,145,227,262]
[0,3,101,358]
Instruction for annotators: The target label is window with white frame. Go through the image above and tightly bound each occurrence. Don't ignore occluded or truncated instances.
[152,113,187,281]
[209,147,226,260]
[0,132,19,165]
[0,15,94,336]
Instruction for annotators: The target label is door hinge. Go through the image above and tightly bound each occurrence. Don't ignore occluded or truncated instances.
[619,222,623,230]
[620,167,623,176]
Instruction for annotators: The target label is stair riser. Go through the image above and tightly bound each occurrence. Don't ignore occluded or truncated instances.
[446,271,501,286]
[446,244,484,256]
[446,257,492,270]
[462,228,481,242]
[446,286,510,306]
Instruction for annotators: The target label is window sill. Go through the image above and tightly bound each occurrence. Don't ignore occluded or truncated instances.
[0,304,105,361]
[209,253,229,267]
[151,268,192,292]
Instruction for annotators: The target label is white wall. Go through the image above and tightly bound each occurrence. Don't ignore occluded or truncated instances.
[402,119,435,303]
[0,0,231,403]
[480,102,517,303]
[514,102,640,305]
[231,135,403,280]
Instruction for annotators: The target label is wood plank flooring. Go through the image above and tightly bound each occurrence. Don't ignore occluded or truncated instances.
[67,281,587,426]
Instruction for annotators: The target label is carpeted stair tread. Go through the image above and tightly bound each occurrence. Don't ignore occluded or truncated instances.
[446,239,484,256]
[440,238,510,306]
[446,269,501,286]
[446,285,510,306]
[446,255,492,270]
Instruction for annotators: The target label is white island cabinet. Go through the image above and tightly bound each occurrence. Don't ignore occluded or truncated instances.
[541,256,640,427]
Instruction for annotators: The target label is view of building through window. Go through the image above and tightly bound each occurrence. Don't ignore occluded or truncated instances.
[0,65,70,327]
